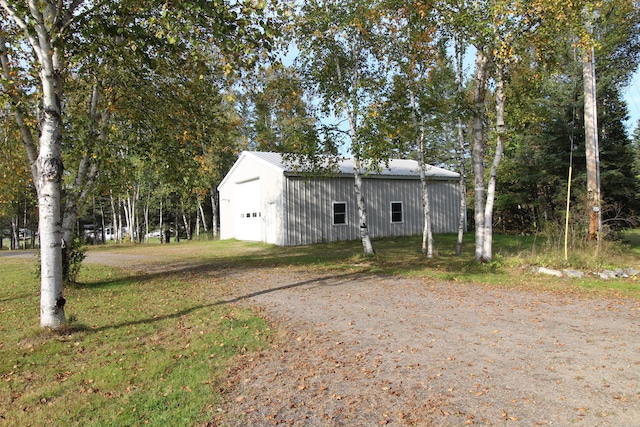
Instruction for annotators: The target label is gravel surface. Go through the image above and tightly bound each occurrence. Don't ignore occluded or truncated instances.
[219,269,640,426]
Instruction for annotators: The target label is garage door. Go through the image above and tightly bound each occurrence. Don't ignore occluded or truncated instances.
[235,179,262,241]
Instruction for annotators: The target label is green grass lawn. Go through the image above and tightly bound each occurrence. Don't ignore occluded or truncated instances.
[0,253,270,426]
[1,232,639,426]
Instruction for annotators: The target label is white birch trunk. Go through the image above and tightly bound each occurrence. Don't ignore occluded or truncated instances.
[472,49,489,261]
[28,1,66,327]
[100,202,106,245]
[353,157,375,256]
[144,196,150,243]
[421,169,433,258]
[109,190,117,242]
[455,39,467,256]
[482,65,506,261]
[182,208,191,240]
[10,216,18,250]
[409,88,433,257]
[345,104,374,256]
[117,198,123,242]
[198,198,209,239]
[123,194,132,242]
[195,203,201,240]
[333,47,374,256]
[1,2,67,326]
[37,91,65,328]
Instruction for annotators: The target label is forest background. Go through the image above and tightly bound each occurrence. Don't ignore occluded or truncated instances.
[2,0,640,327]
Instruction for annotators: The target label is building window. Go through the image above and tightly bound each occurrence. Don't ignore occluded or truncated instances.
[333,202,347,225]
[391,201,403,223]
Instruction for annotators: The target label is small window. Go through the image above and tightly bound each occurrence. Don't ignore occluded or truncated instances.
[391,201,403,223]
[333,202,347,225]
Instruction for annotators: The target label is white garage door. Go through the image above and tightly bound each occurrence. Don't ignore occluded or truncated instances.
[235,179,262,241]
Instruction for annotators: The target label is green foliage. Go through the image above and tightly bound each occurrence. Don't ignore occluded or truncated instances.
[249,65,322,154]
[64,239,87,284]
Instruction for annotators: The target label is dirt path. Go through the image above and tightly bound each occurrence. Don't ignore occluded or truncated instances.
[82,254,640,425]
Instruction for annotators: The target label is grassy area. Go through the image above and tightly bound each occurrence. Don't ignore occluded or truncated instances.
[1,232,639,426]
[0,254,271,426]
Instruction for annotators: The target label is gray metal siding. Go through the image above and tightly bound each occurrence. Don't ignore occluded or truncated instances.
[429,181,460,233]
[283,176,460,246]
[285,177,358,245]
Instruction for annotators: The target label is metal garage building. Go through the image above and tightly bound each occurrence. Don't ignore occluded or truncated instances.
[217,151,461,246]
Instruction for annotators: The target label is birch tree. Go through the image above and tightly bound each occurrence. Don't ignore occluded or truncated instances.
[0,0,281,328]
[296,0,391,256]
[442,0,575,261]
[381,2,440,257]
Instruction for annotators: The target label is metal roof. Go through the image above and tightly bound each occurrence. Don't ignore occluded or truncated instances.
[245,151,460,179]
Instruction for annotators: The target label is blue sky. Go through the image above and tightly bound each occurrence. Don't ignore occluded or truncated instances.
[623,70,640,134]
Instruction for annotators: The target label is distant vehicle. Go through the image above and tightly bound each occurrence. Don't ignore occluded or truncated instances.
[146,230,161,238]
[84,225,117,242]
[18,228,32,239]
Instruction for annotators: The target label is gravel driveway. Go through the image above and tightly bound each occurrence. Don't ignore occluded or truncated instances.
[219,268,640,426]
[80,252,640,425]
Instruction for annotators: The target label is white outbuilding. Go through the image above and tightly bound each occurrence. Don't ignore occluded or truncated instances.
[217,151,462,246]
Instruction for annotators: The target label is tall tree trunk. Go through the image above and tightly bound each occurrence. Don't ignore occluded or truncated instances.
[210,188,218,240]
[91,197,98,245]
[199,199,209,239]
[455,38,467,256]
[60,81,105,273]
[482,64,506,261]
[109,191,115,242]
[123,194,132,242]
[117,198,123,242]
[144,195,150,243]
[159,198,165,243]
[334,51,374,256]
[182,207,191,240]
[353,157,375,256]
[100,201,106,245]
[175,209,180,243]
[583,48,601,244]
[1,3,67,327]
[10,216,18,250]
[472,49,489,261]
[409,88,433,257]
[195,200,201,240]
[32,2,66,327]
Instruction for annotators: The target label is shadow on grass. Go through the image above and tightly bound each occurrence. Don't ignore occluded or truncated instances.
[76,234,520,290]
[0,293,34,303]
[82,270,362,335]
